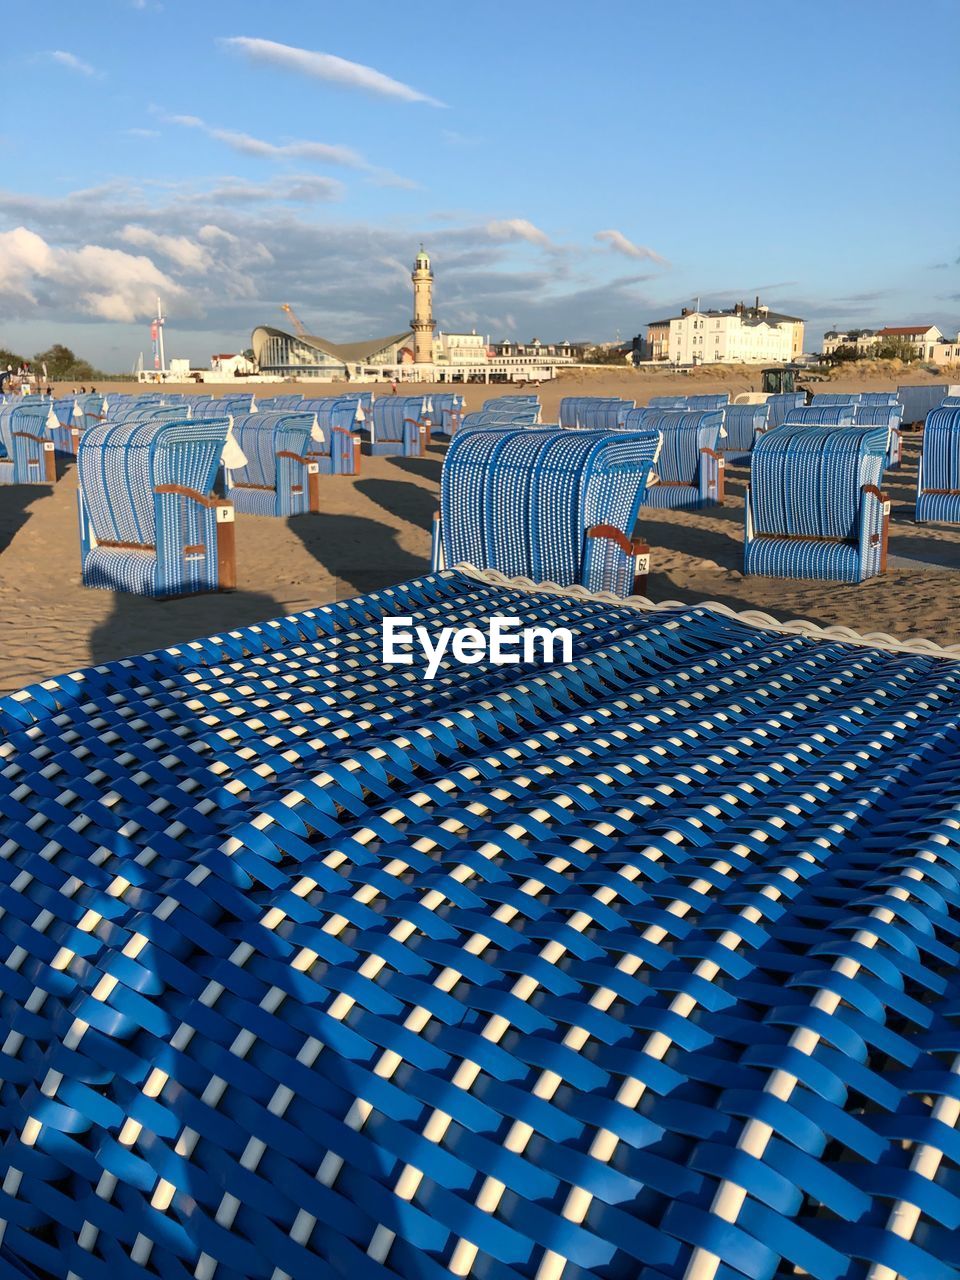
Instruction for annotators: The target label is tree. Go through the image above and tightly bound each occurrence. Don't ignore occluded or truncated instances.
[0,347,25,369]
[875,336,918,363]
[32,344,100,380]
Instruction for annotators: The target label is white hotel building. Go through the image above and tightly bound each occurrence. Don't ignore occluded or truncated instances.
[647,300,805,365]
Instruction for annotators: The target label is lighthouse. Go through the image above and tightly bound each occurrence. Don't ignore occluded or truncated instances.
[411,246,435,365]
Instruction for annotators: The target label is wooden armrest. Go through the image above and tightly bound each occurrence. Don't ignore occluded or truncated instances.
[585,524,642,555]
[701,447,724,460]
[277,450,311,464]
[862,484,889,503]
[12,431,47,444]
[155,484,226,509]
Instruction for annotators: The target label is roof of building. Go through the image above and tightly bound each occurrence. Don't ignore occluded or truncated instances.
[647,307,804,328]
[252,326,413,365]
[877,325,937,336]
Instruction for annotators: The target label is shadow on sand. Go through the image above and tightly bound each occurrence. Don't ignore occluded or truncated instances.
[287,510,430,599]
[88,584,285,667]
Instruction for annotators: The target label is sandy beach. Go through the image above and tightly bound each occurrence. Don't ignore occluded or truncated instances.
[1,366,958,695]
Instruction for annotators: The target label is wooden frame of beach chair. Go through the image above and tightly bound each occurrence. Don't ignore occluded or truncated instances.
[585,525,651,595]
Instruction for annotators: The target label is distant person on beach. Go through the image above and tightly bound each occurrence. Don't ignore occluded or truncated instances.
[391,380,398,395]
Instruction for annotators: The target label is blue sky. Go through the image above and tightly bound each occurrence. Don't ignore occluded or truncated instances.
[1,0,958,368]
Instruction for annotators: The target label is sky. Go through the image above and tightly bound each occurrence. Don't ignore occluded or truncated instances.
[1,0,958,370]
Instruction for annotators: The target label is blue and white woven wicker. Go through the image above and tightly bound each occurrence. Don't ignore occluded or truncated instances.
[745,423,890,581]
[225,411,327,516]
[625,409,725,509]
[916,405,960,524]
[2,569,960,1280]
[434,427,659,594]
[765,392,807,428]
[0,403,56,484]
[720,403,770,464]
[782,405,857,427]
[369,397,428,456]
[77,416,236,596]
[853,404,904,468]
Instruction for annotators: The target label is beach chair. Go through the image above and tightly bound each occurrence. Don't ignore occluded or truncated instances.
[368,396,428,456]
[263,394,303,410]
[684,393,730,409]
[308,399,362,474]
[858,392,899,406]
[432,426,660,594]
[191,395,254,418]
[559,396,593,427]
[647,395,685,409]
[765,391,807,428]
[720,402,770,463]
[107,404,188,426]
[428,393,465,437]
[46,393,105,455]
[853,403,904,467]
[810,392,861,406]
[744,423,890,581]
[482,395,540,423]
[0,403,56,484]
[578,398,634,429]
[77,417,236,596]
[783,404,857,426]
[224,411,330,516]
[627,408,725,508]
[915,406,960,524]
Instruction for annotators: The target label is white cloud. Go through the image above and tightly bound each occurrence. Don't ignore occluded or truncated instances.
[167,114,363,167]
[485,219,553,248]
[124,127,160,138]
[48,50,98,77]
[221,37,445,107]
[119,225,210,272]
[594,229,667,264]
[0,226,181,322]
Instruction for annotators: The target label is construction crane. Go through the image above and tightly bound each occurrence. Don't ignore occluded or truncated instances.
[280,303,308,338]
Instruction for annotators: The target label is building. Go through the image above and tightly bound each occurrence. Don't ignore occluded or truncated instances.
[821,324,954,362]
[250,329,414,380]
[875,325,944,359]
[647,299,805,365]
[210,352,256,377]
[251,250,576,382]
[433,331,489,366]
[645,320,671,362]
[822,329,881,358]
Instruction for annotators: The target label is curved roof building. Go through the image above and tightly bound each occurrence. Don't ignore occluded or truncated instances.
[251,326,414,379]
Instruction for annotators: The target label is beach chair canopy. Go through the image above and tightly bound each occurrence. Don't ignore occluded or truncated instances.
[783,404,856,426]
[858,391,899,405]
[106,404,187,425]
[745,423,889,581]
[369,395,427,456]
[853,403,904,467]
[192,394,254,417]
[225,410,321,516]
[625,408,726,509]
[764,391,807,427]
[0,402,55,483]
[438,426,659,594]
[916,405,960,523]
[720,402,770,459]
[558,395,618,428]
[77,416,235,596]
[427,392,465,437]
[810,391,861,405]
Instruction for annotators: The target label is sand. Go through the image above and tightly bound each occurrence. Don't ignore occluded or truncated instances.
[1,367,958,695]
